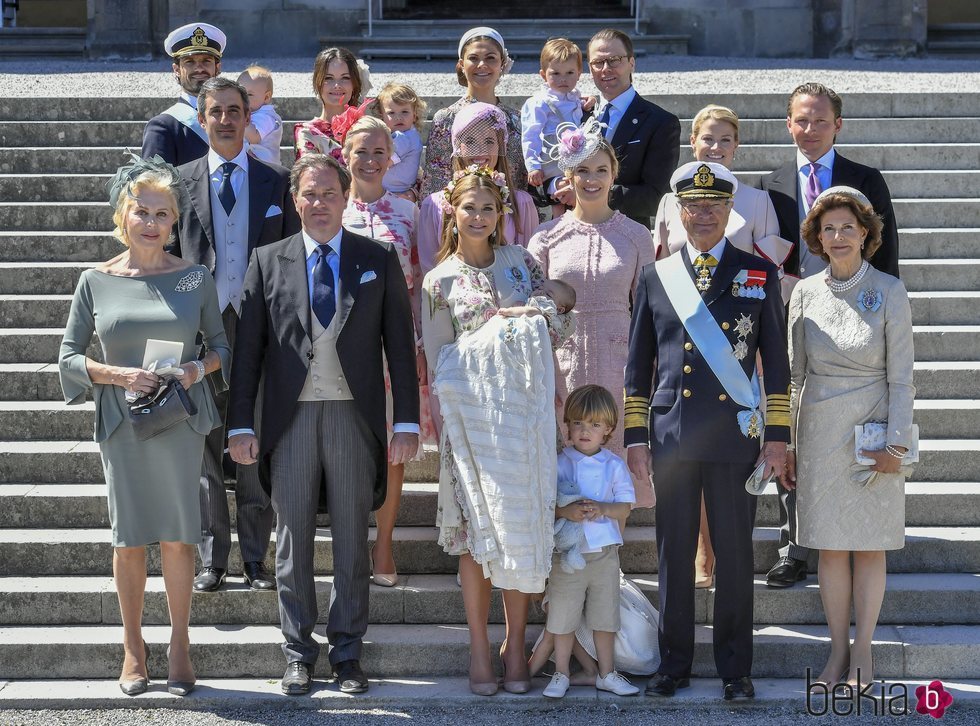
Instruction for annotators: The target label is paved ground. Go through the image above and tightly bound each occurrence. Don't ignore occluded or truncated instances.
[1,56,979,97]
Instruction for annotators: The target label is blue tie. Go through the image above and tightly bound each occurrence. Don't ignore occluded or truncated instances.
[598,104,612,139]
[312,244,336,329]
[218,161,237,215]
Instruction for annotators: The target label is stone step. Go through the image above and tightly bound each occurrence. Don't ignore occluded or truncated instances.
[0,523,977,577]
[6,93,980,122]
[7,115,980,150]
[0,261,98,296]
[3,397,976,442]
[0,232,120,263]
[0,622,975,679]
[0,572,976,628]
[1,480,975,530]
[911,325,980,361]
[909,292,980,325]
[3,143,980,175]
[899,261,980,292]
[0,329,101,365]
[5,170,980,206]
[0,294,71,328]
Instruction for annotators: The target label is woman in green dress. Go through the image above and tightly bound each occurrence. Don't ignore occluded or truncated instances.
[59,157,231,696]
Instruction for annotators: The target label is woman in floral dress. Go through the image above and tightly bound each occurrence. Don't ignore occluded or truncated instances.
[421,26,527,198]
[342,117,436,587]
[294,46,370,163]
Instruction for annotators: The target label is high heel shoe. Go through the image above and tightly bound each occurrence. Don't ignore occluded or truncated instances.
[499,646,531,694]
[468,654,499,696]
[694,565,715,589]
[166,645,196,696]
[119,640,149,696]
[371,548,398,588]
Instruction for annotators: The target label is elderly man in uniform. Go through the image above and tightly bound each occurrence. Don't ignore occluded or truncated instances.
[624,161,791,701]
[142,22,225,165]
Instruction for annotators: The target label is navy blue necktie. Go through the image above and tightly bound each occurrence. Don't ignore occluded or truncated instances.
[218,161,237,215]
[312,244,336,329]
[598,104,612,139]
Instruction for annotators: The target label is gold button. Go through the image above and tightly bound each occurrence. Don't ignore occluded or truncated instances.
[683,365,692,374]
[722,322,730,330]
[684,342,693,351]
[682,389,692,398]
[719,394,728,401]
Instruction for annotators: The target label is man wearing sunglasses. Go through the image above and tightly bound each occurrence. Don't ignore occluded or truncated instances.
[552,28,679,228]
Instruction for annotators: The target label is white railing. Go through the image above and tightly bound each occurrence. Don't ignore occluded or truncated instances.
[366,0,384,37]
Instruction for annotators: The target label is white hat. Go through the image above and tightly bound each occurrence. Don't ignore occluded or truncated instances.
[165,22,226,59]
[814,185,872,209]
[457,26,514,74]
[670,160,738,199]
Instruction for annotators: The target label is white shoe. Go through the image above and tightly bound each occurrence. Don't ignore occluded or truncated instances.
[596,670,640,696]
[543,672,570,699]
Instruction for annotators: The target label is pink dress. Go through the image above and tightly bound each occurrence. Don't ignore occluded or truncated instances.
[343,193,437,447]
[294,118,345,165]
[528,211,657,507]
[417,188,539,276]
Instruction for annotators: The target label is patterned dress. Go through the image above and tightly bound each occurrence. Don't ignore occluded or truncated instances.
[343,193,437,446]
[294,118,344,164]
[421,96,528,198]
[421,244,574,556]
[528,211,657,507]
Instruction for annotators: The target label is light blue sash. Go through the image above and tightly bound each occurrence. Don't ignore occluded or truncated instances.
[163,101,208,144]
[657,252,762,436]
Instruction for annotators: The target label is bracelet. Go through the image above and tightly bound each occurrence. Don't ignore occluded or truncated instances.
[191,359,207,385]
[885,445,906,460]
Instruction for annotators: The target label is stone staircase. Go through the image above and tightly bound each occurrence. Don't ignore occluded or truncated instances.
[0,92,979,688]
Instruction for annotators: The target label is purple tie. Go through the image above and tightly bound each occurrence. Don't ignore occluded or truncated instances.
[805,162,822,208]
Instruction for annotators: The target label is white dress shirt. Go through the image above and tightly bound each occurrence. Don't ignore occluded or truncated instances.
[685,238,728,274]
[207,146,249,198]
[558,446,635,552]
[596,85,637,141]
[795,147,836,277]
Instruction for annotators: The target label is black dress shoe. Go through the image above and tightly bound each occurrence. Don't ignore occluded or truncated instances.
[332,659,368,693]
[193,567,226,592]
[645,673,690,697]
[243,561,277,590]
[281,661,314,695]
[766,557,808,588]
[723,676,755,700]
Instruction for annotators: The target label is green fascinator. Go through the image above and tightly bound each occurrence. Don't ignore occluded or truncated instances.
[107,152,182,209]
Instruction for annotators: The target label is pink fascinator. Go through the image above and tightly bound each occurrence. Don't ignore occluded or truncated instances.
[548,116,606,171]
[451,102,508,155]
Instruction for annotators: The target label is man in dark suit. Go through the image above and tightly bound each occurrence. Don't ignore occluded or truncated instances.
[625,161,791,701]
[227,153,420,695]
[760,82,899,588]
[141,23,224,166]
[553,28,679,227]
[171,76,301,594]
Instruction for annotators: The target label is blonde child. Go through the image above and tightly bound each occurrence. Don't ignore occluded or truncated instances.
[238,65,283,165]
[373,82,427,202]
[542,384,639,699]
[520,38,590,217]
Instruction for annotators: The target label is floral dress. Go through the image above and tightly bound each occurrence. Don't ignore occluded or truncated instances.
[420,244,574,555]
[294,118,344,164]
[422,96,528,198]
[343,193,437,447]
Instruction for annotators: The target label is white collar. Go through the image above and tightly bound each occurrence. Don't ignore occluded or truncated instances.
[543,87,581,103]
[600,85,637,114]
[562,445,612,463]
[180,92,198,110]
[207,146,249,175]
[796,146,835,172]
[303,228,343,259]
[686,237,727,265]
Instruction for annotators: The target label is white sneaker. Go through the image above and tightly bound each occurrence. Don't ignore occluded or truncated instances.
[596,670,640,696]
[543,672,570,699]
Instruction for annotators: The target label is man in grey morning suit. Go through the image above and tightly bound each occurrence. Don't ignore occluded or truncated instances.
[228,153,420,695]
[171,77,301,593]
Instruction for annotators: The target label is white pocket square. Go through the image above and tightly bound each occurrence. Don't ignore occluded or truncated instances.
[265,205,282,218]
[627,139,642,144]
[359,270,377,284]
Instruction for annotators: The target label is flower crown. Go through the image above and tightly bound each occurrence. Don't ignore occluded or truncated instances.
[107,151,181,210]
[546,116,607,171]
[438,164,513,215]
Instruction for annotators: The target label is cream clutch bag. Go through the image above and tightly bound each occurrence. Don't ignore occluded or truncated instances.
[745,459,777,495]
[854,422,919,465]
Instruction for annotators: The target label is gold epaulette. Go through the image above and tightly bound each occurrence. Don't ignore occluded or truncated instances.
[765,391,791,428]
[624,394,650,430]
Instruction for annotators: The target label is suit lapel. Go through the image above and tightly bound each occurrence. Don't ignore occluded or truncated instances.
[186,158,215,253]
[335,230,361,334]
[247,160,274,252]
[276,234,312,342]
[703,242,740,307]
[610,95,649,152]
[830,151,856,186]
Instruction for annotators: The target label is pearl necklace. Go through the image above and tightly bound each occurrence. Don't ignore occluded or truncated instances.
[825,259,869,293]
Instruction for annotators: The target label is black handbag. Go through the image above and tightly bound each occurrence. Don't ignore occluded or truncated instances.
[128,376,197,441]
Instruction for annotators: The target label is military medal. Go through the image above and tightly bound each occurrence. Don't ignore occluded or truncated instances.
[731,269,767,299]
[733,340,749,361]
[737,409,763,439]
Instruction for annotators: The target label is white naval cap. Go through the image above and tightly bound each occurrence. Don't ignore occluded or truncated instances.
[670,160,738,199]
[165,22,226,59]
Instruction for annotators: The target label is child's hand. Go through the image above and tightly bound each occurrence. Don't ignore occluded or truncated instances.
[582,95,597,113]
[528,170,544,187]
[557,500,594,523]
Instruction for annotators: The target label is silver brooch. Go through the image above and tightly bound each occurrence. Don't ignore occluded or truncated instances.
[175,270,204,292]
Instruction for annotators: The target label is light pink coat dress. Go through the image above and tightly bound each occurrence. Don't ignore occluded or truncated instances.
[528,211,657,507]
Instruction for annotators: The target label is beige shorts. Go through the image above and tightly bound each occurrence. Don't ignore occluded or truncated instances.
[545,545,621,634]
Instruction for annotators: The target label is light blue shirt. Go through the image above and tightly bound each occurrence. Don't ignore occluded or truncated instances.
[383,127,423,194]
[796,147,836,278]
[597,85,637,141]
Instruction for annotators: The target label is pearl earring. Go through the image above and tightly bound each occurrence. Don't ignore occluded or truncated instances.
[453,226,458,235]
